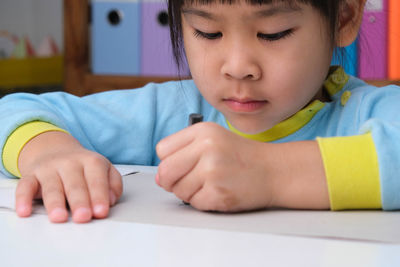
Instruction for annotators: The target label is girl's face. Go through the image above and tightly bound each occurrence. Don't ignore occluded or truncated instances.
[182,1,333,134]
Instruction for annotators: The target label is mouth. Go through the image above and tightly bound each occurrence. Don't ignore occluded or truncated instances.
[223,98,268,113]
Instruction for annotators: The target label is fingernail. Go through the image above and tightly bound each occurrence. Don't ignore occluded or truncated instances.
[94,204,107,216]
[16,204,31,217]
[50,208,68,223]
[73,207,91,223]
[155,173,160,186]
[109,190,117,206]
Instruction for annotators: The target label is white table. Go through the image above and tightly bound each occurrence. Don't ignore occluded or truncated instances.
[1,166,400,267]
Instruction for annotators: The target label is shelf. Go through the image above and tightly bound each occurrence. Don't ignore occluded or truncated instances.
[366,80,400,87]
[0,56,63,88]
[63,0,179,96]
[83,74,182,93]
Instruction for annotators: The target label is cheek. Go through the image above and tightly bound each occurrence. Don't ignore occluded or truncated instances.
[195,78,220,105]
[184,44,219,100]
[184,42,208,80]
[296,42,332,96]
[189,58,214,99]
[276,34,331,96]
[182,26,220,87]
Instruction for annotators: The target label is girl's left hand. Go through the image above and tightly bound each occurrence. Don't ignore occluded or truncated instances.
[155,122,275,212]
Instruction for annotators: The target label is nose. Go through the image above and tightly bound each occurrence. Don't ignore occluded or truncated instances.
[220,43,262,81]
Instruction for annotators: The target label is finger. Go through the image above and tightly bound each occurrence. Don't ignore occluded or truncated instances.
[189,184,240,213]
[15,176,40,218]
[109,165,123,206]
[188,187,216,212]
[157,140,201,192]
[156,124,199,159]
[171,166,204,204]
[58,167,92,223]
[36,171,69,223]
[83,161,111,219]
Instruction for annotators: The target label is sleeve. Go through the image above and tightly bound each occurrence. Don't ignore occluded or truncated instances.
[317,85,400,211]
[2,121,68,177]
[0,81,201,177]
[317,133,381,210]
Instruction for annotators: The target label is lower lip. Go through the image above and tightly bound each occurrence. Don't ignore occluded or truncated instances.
[224,99,268,113]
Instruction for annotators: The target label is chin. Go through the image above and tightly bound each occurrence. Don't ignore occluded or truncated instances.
[230,119,273,135]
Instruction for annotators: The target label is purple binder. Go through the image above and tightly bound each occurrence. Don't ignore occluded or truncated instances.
[359,0,388,79]
[141,2,189,76]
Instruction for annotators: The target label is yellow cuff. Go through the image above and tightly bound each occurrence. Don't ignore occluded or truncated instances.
[2,121,68,177]
[317,133,382,210]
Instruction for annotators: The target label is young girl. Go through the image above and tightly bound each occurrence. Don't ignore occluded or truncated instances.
[1,0,398,224]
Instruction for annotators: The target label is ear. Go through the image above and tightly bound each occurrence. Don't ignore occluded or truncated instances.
[337,0,367,47]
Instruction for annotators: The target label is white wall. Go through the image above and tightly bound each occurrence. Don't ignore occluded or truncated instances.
[0,0,63,51]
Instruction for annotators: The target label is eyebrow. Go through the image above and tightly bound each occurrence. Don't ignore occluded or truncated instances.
[182,5,302,21]
[182,8,217,20]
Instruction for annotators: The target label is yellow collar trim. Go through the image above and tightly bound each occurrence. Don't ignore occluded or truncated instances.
[324,66,349,96]
[227,100,325,142]
[227,66,348,142]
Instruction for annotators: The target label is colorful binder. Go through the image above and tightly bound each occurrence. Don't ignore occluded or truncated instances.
[91,0,141,75]
[359,0,388,80]
[388,0,400,80]
[141,0,188,76]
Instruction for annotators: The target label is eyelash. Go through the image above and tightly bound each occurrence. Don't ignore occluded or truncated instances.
[257,29,294,42]
[193,29,294,42]
[193,30,222,40]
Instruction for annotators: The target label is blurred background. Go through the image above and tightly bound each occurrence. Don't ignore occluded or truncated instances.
[0,0,63,97]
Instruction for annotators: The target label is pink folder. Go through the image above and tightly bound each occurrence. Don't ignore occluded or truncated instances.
[359,0,388,80]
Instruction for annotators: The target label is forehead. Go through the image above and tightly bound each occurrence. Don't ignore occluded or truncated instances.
[182,2,304,22]
[181,0,308,23]
[181,0,303,6]
[180,0,307,15]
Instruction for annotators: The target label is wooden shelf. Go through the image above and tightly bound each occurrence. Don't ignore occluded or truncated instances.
[366,80,400,87]
[83,74,181,93]
[0,56,63,88]
[64,0,399,96]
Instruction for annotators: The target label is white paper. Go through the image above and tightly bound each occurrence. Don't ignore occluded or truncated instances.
[109,172,400,244]
[0,175,17,209]
[2,167,400,244]
[0,164,151,210]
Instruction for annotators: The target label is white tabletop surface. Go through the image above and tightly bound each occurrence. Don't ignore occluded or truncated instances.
[1,165,400,267]
[1,209,400,267]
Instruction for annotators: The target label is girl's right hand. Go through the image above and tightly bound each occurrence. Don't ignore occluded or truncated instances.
[15,131,123,223]
[156,122,329,212]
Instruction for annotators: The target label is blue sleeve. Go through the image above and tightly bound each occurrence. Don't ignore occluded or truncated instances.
[0,80,224,175]
[355,85,400,210]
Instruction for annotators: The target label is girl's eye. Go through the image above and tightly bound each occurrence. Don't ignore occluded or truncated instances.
[257,29,294,42]
[193,30,222,40]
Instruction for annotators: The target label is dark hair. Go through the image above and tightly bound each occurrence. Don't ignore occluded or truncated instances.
[167,0,345,71]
